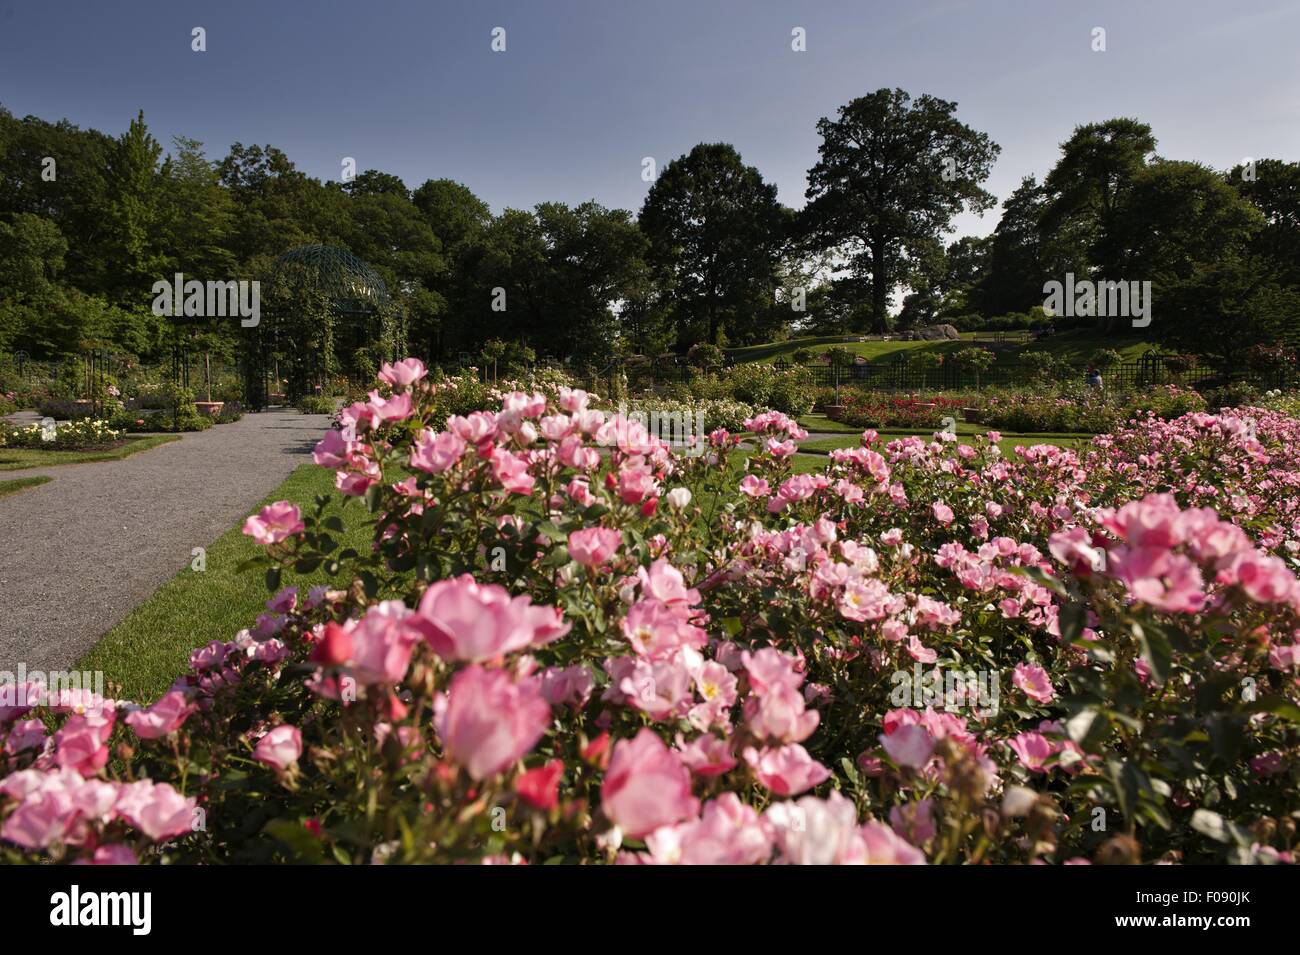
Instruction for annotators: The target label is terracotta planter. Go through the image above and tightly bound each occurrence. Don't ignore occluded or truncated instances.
[823,404,847,422]
[194,401,225,418]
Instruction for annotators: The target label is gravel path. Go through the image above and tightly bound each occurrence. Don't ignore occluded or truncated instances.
[0,409,330,671]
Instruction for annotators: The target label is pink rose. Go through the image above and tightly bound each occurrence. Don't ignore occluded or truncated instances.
[568,527,623,568]
[116,781,196,842]
[744,743,831,796]
[601,728,699,838]
[377,357,427,388]
[410,429,466,475]
[880,724,934,770]
[242,501,304,545]
[125,690,197,740]
[416,574,570,662]
[54,711,115,776]
[345,601,423,685]
[435,666,551,781]
[1012,662,1056,704]
[1,787,77,849]
[254,724,303,771]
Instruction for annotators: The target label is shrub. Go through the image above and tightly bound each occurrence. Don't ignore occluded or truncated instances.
[839,394,966,430]
[686,343,724,368]
[1203,382,1262,411]
[1,418,122,449]
[908,351,943,371]
[36,398,94,420]
[109,408,212,433]
[4,364,1298,866]
[297,395,338,415]
[1016,350,1062,381]
[1089,348,1122,370]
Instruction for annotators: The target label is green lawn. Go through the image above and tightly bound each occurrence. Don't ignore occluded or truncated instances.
[79,462,375,702]
[0,434,180,471]
[0,475,52,498]
[796,427,1093,457]
[797,413,863,434]
[727,329,1154,366]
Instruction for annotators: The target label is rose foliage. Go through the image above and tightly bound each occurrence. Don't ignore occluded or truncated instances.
[2,358,1299,865]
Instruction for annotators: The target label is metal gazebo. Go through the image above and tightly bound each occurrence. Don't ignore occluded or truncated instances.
[243,244,397,410]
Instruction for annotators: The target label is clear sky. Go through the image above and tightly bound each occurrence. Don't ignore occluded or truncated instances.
[2,0,1297,238]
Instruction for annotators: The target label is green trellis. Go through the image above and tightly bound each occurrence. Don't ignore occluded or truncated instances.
[243,245,403,408]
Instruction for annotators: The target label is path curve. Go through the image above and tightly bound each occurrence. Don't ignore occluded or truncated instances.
[0,409,330,671]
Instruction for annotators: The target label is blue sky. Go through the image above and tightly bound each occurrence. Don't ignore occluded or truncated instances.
[2,0,1297,238]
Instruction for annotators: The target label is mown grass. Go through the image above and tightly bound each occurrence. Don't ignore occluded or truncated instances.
[0,434,180,471]
[78,463,375,702]
[0,475,52,498]
[797,430,1092,457]
[727,329,1153,366]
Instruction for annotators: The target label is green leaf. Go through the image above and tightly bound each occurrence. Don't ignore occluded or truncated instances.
[1247,696,1300,722]
[1135,624,1172,684]
[264,565,282,592]
[1190,809,1239,845]
[262,819,326,862]
[1066,708,1110,749]
[1058,601,1086,644]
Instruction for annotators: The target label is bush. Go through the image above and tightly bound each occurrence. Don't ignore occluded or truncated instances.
[296,395,338,415]
[1,418,123,449]
[1203,382,1261,411]
[3,364,1298,865]
[686,343,724,368]
[1089,348,1122,370]
[839,394,967,430]
[36,398,94,421]
[724,364,814,416]
[109,408,212,433]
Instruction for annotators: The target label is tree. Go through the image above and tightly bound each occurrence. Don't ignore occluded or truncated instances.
[1040,118,1156,275]
[158,137,236,279]
[1110,160,1263,282]
[101,111,167,308]
[1230,158,1300,288]
[802,88,999,332]
[639,143,790,346]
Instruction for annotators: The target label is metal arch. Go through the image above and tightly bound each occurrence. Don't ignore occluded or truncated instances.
[268,244,389,314]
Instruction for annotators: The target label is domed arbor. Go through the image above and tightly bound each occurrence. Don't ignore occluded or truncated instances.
[242,244,404,408]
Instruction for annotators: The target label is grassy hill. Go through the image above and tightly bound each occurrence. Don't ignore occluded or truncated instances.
[726,329,1156,366]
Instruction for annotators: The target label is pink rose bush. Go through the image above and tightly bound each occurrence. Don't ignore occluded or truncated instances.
[4,367,1299,865]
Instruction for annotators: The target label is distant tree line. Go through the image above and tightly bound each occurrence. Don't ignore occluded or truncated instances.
[1,91,1297,370]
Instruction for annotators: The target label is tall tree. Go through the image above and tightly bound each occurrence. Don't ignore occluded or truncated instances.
[639,143,789,346]
[802,88,999,332]
[1040,118,1156,276]
[101,111,167,307]
[1230,158,1300,288]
